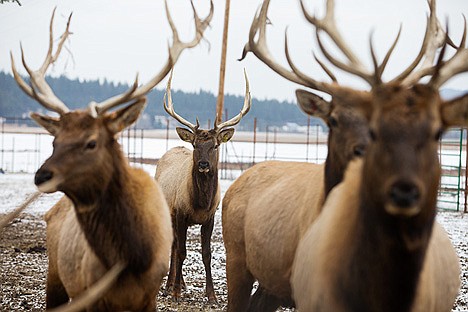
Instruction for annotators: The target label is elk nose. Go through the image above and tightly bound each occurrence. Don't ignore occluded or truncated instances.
[389,180,420,208]
[34,169,53,186]
[198,161,209,170]
[353,144,366,157]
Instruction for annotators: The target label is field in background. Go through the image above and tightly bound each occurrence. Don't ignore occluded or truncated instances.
[1,123,467,212]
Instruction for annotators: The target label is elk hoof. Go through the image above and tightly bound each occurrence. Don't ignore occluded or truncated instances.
[171,290,182,302]
[207,293,218,304]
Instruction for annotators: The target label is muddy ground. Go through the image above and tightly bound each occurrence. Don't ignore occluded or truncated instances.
[1,209,467,311]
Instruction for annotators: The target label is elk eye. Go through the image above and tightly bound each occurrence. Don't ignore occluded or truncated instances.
[369,129,377,141]
[86,140,97,150]
[434,128,443,141]
[328,116,338,128]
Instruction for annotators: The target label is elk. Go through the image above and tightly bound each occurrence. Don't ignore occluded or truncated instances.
[10,1,212,310]
[288,1,465,311]
[222,0,460,311]
[154,69,251,302]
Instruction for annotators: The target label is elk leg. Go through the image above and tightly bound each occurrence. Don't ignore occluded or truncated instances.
[225,245,254,312]
[201,216,217,303]
[247,285,284,312]
[172,215,188,301]
[164,239,178,296]
[45,272,69,308]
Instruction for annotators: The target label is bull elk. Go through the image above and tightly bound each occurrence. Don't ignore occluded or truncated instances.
[10,1,212,310]
[223,0,460,311]
[289,0,465,311]
[154,69,251,302]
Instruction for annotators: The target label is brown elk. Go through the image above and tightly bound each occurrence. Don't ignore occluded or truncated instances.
[154,69,251,302]
[223,0,460,311]
[10,2,212,310]
[288,1,465,312]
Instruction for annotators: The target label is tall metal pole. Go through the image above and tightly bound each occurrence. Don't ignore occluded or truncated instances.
[216,0,231,124]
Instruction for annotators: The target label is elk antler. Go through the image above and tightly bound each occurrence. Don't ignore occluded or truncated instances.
[240,0,404,93]
[10,8,71,115]
[301,0,406,86]
[431,18,468,88]
[163,69,199,131]
[92,0,214,116]
[164,69,252,132]
[214,69,252,131]
[11,1,213,117]
[392,0,456,86]
[239,0,336,94]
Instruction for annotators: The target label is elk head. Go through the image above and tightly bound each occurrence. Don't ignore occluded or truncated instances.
[10,2,213,198]
[164,70,251,174]
[31,99,146,196]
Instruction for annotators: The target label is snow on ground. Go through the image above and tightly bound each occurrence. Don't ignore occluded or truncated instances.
[1,172,467,311]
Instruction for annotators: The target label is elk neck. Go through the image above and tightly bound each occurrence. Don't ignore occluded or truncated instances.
[67,140,153,276]
[323,149,345,197]
[190,151,219,211]
[335,163,438,312]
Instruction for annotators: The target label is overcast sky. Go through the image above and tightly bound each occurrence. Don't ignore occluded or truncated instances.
[1,0,467,104]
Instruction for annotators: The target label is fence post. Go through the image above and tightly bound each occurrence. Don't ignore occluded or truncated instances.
[252,118,257,165]
[1,121,4,171]
[465,128,468,213]
[306,116,311,162]
[166,118,170,152]
[12,137,15,173]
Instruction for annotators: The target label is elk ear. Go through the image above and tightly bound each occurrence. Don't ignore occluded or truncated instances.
[176,127,195,143]
[30,112,61,136]
[217,128,235,144]
[440,93,468,127]
[295,89,331,120]
[106,98,147,134]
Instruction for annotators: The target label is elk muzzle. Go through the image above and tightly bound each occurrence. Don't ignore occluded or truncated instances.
[198,160,210,173]
[385,180,421,218]
[34,166,62,193]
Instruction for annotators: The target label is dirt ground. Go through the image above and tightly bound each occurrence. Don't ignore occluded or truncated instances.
[1,210,467,311]
[0,211,230,312]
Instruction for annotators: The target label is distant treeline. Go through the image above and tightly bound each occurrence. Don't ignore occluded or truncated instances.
[0,71,322,131]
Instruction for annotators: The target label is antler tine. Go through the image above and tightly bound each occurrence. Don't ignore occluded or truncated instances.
[431,17,468,88]
[90,74,140,116]
[284,30,335,91]
[10,8,71,115]
[369,26,402,85]
[215,69,252,131]
[314,31,374,86]
[396,0,456,86]
[239,0,334,94]
[163,70,198,131]
[92,0,213,115]
[239,1,306,86]
[301,0,372,82]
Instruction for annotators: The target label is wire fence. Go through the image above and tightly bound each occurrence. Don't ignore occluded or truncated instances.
[0,117,466,212]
